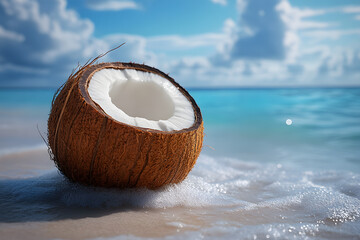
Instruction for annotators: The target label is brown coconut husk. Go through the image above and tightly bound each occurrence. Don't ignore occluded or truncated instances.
[47,52,203,189]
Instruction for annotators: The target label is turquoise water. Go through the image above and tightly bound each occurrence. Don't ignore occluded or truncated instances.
[193,88,360,172]
[0,88,360,239]
[0,88,359,170]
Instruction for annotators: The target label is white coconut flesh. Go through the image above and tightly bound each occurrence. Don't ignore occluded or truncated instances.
[88,68,195,131]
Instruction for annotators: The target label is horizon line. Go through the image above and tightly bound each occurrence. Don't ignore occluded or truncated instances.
[1,85,360,91]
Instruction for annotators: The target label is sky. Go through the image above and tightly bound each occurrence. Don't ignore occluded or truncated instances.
[0,0,360,87]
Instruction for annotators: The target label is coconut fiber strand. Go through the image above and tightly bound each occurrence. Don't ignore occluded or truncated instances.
[48,62,204,189]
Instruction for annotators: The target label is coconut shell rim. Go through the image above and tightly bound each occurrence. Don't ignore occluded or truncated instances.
[78,62,203,134]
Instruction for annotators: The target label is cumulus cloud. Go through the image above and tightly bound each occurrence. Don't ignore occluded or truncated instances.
[0,0,359,87]
[0,0,160,86]
[115,0,359,86]
[0,0,107,86]
[231,0,286,60]
[86,0,139,11]
[277,2,328,29]
[214,0,330,64]
[319,51,360,76]
[196,0,360,86]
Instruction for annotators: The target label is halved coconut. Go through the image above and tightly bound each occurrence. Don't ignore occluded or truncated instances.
[48,62,203,189]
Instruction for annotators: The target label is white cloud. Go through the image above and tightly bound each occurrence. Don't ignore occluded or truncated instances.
[0,0,103,86]
[276,0,330,62]
[94,0,360,87]
[317,50,360,83]
[86,0,139,11]
[213,0,345,65]
[303,29,360,40]
[338,6,360,21]
[100,32,226,75]
[102,34,156,65]
[0,0,359,87]
[214,0,328,63]
[213,18,237,63]
[277,1,331,30]
[0,25,24,42]
[231,0,286,60]
[148,33,225,51]
[342,6,360,13]
[211,0,227,6]
[170,0,360,87]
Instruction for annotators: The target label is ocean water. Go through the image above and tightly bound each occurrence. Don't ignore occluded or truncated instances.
[0,88,360,239]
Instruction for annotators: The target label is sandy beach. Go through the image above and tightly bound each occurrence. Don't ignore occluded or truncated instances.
[1,148,360,240]
[0,149,202,239]
[0,149,52,179]
[0,150,266,240]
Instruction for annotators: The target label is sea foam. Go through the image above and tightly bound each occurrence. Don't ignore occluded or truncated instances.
[1,154,359,238]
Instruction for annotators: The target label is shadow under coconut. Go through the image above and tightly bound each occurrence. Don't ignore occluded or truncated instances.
[0,171,166,223]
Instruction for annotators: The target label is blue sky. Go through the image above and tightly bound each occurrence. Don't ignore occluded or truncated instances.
[0,0,359,87]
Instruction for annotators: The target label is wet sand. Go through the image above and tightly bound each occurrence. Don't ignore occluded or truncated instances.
[0,207,206,240]
[0,150,210,240]
[1,149,360,240]
[0,148,53,179]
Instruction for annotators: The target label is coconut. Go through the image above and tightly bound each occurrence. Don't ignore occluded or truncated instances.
[47,61,203,189]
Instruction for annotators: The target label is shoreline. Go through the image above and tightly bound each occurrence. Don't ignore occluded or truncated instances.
[0,147,54,179]
[0,144,47,158]
[0,149,359,239]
